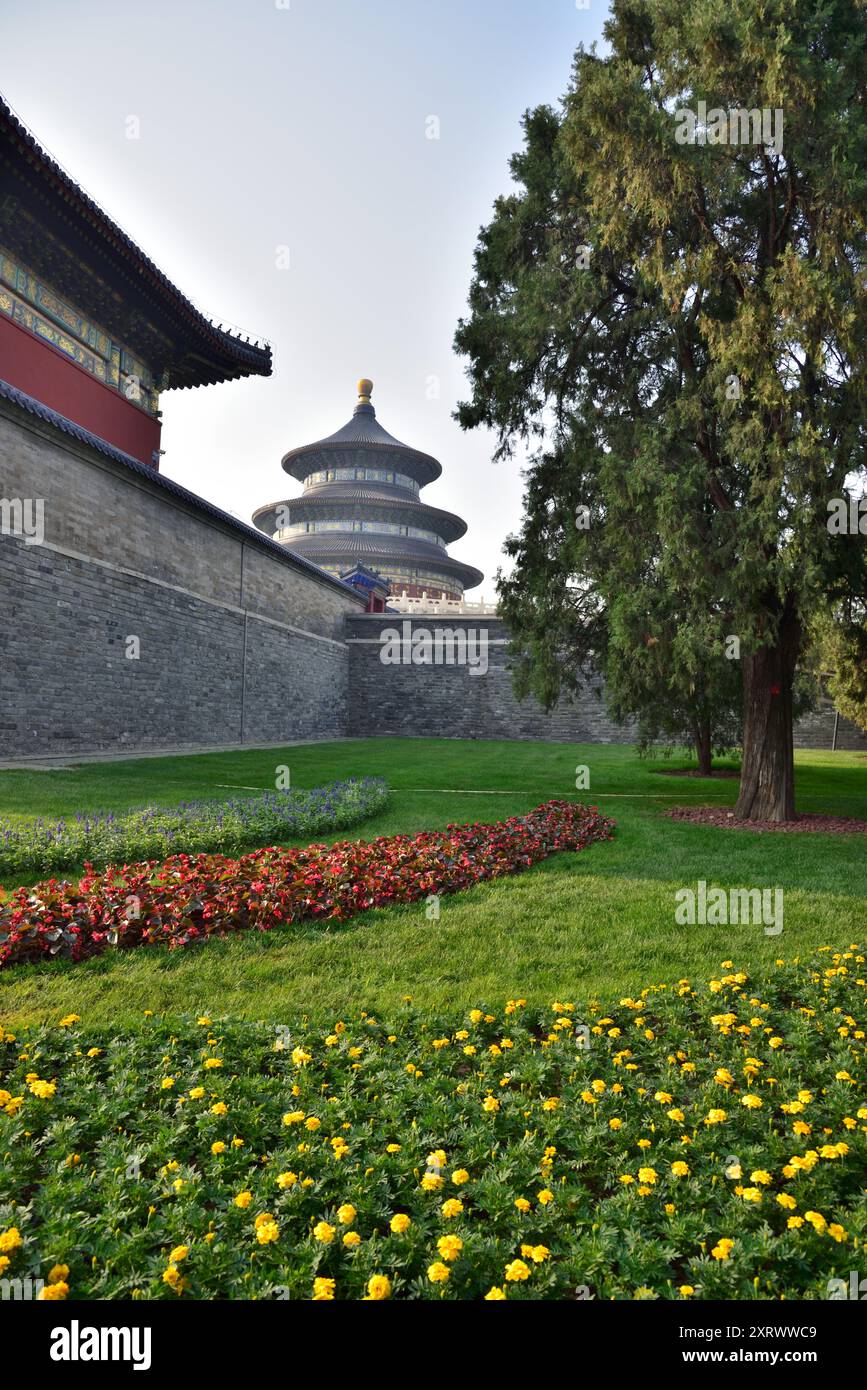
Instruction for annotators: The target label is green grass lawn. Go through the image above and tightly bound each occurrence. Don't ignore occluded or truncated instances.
[0,739,864,1029]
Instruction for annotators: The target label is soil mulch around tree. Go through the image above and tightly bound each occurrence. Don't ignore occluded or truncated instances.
[665,806,867,834]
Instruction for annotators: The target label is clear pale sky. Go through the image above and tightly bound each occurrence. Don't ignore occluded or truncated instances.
[5,0,607,595]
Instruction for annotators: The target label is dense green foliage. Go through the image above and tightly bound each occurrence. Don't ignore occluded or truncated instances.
[455,0,867,818]
[1,948,863,1300]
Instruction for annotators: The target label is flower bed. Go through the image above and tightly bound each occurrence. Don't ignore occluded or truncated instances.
[0,801,614,970]
[0,949,863,1300]
[0,778,389,877]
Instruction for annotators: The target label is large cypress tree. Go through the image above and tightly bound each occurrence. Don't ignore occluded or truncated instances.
[455,0,867,820]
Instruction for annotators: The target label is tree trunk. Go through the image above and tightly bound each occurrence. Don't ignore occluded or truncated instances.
[734,600,801,821]
[693,718,713,776]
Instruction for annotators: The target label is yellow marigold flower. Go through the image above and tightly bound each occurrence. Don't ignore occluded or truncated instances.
[654,1091,673,1104]
[0,1228,22,1253]
[750,1170,772,1186]
[58,1015,80,1027]
[505,1259,531,1282]
[386,1143,401,1153]
[438,1235,463,1262]
[741,1095,762,1109]
[421,1174,444,1192]
[537,1188,554,1205]
[211,1102,227,1116]
[343,1231,361,1248]
[283,1110,305,1126]
[203,1058,222,1070]
[29,1079,57,1099]
[671,1161,690,1177]
[619,1174,635,1186]
[337,1204,357,1226]
[637,1168,657,1185]
[679,1285,695,1297]
[86,1048,101,1058]
[313,1221,335,1244]
[428,1261,450,1284]
[704,1109,727,1125]
[233,1191,252,1209]
[520,1244,550,1264]
[162,1264,182,1288]
[711,1239,734,1261]
[514,1197,531,1212]
[305,1117,321,1132]
[788,1215,804,1229]
[741,1187,762,1203]
[805,1211,826,1233]
[47,1264,69,1284]
[365,1274,391,1300]
[828,1224,847,1243]
[666,1109,685,1123]
[256,1220,279,1245]
[276,1171,297,1189]
[776,1193,797,1210]
[609,1118,623,1130]
[312,1276,336,1300]
[485,1285,507,1300]
[37,1282,69,1300]
[390,1213,411,1234]
[451,1169,470,1185]
[168,1246,189,1263]
[637,1138,651,1149]
[482,1096,500,1113]
[211,1142,226,1155]
[441,1199,463,1219]
[189,1087,205,1099]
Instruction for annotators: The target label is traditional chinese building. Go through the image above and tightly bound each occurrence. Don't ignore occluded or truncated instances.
[0,94,271,467]
[252,379,483,601]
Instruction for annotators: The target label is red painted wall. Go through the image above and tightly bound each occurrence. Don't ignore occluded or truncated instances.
[0,314,162,467]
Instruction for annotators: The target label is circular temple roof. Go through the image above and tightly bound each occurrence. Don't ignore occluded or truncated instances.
[281,380,443,487]
[258,379,483,594]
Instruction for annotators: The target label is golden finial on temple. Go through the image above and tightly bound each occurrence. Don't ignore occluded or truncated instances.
[357,378,373,403]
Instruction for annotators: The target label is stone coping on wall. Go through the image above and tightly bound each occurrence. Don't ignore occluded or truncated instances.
[0,382,368,607]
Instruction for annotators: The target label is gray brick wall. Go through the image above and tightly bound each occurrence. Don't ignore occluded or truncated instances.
[2,402,864,759]
[0,402,361,756]
[345,614,867,751]
[345,615,632,742]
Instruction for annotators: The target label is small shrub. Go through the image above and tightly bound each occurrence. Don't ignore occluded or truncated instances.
[0,778,389,877]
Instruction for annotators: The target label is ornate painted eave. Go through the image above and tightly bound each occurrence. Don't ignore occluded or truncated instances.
[0,93,272,389]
